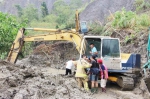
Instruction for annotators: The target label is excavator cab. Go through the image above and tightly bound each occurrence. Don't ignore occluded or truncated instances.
[79,36,122,70]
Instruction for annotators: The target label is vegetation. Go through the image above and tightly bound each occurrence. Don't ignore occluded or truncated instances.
[89,22,105,35]
[135,0,150,11]
[0,12,27,59]
[0,0,88,59]
[15,4,39,24]
[15,0,86,29]
[41,2,49,18]
[89,7,150,43]
[112,8,136,29]
[111,8,150,29]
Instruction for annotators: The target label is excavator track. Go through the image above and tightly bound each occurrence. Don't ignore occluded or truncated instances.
[117,76,134,90]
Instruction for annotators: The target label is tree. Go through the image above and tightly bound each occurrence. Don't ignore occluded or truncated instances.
[0,12,27,59]
[52,0,82,29]
[22,5,39,23]
[41,2,49,18]
[15,5,23,17]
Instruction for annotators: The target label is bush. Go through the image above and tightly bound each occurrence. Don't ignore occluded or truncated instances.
[111,8,150,29]
[112,8,136,28]
[135,0,150,11]
[89,22,105,35]
[137,14,150,26]
[0,12,27,59]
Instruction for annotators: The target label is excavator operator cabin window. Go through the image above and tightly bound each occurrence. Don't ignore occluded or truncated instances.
[84,38,101,57]
[102,39,120,58]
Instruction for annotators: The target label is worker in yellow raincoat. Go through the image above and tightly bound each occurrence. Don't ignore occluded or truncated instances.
[75,55,92,91]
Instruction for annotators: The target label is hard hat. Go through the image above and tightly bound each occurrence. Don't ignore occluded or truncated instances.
[97,59,103,64]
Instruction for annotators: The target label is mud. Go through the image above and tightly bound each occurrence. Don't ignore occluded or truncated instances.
[0,60,93,99]
[28,41,79,69]
[0,59,147,99]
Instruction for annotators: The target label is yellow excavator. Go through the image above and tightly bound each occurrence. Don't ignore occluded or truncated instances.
[7,11,141,90]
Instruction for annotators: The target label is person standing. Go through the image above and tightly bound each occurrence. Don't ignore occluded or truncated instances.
[97,59,108,92]
[65,59,75,75]
[89,43,98,57]
[89,55,99,93]
[75,57,92,91]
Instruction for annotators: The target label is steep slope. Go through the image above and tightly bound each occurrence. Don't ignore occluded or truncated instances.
[0,0,56,15]
[80,0,135,23]
[0,0,90,15]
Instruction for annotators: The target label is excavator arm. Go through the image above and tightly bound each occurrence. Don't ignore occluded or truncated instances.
[7,28,83,64]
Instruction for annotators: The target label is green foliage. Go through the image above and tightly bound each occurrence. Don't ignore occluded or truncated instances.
[15,5,23,17]
[112,8,150,29]
[16,0,87,29]
[22,5,39,23]
[16,0,88,29]
[89,22,105,35]
[51,0,83,29]
[41,2,49,18]
[0,12,27,59]
[0,51,7,59]
[137,14,150,26]
[124,34,136,44]
[15,5,39,24]
[135,0,150,11]
[124,36,130,43]
[112,8,136,28]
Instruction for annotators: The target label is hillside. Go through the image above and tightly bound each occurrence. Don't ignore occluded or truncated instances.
[0,0,136,24]
[0,0,55,15]
[0,0,90,15]
[80,0,135,23]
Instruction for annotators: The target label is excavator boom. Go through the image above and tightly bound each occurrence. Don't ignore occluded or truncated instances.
[7,28,83,64]
[7,10,82,64]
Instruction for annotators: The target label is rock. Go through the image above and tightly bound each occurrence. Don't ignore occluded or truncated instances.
[133,88,142,95]
[80,0,135,23]
[7,76,18,87]
[14,93,23,99]
[19,89,28,96]
[56,86,67,94]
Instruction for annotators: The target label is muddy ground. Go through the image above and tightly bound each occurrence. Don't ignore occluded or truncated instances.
[0,57,148,99]
[0,59,92,99]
